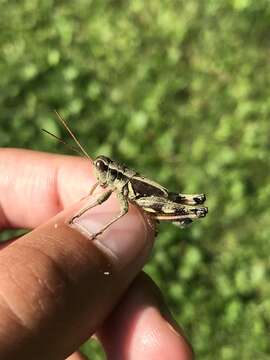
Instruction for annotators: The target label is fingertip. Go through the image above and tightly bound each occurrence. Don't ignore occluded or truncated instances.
[98,273,193,359]
[0,195,156,359]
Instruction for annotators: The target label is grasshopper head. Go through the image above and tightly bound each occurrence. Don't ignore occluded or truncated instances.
[93,155,110,187]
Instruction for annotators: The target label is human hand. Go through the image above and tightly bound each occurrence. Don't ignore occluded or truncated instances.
[0,149,193,360]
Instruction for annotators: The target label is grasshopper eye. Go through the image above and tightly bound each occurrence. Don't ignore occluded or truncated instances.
[95,159,108,172]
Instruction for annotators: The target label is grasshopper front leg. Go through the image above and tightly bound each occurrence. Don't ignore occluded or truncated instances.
[91,191,129,239]
[89,182,99,196]
[70,187,129,239]
[70,189,113,224]
[79,182,100,202]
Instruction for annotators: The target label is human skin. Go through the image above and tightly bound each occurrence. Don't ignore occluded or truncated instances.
[0,148,193,360]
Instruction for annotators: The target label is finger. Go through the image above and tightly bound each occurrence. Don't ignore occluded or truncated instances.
[0,148,93,229]
[0,191,155,360]
[66,351,89,360]
[0,234,28,252]
[0,239,15,251]
[98,273,193,360]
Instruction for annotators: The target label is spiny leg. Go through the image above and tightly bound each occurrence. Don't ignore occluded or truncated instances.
[91,191,129,239]
[168,192,206,206]
[152,206,208,229]
[172,208,208,228]
[70,189,113,224]
[154,207,208,222]
[172,219,193,228]
[135,196,208,218]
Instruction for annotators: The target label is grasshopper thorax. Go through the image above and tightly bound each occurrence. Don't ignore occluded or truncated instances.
[93,155,111,187]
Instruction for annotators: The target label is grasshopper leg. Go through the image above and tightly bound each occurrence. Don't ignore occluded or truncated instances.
[168,192,206,205]
[154,211,207,222]
[90,191,129,239]
[70,189,113,224]
[135,196,208,218]
[152,206,208,228]
[79,182,99,201]
[89,182,99,196]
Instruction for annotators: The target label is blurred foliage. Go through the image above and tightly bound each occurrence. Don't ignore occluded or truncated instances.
[1,0,270,359]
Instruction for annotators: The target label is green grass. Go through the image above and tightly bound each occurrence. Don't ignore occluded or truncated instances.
[1,1,270,358]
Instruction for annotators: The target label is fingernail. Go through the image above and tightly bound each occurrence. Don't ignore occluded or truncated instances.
[69,193,154,268]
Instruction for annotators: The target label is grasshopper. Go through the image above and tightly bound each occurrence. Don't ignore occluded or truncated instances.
[44,112,208,239]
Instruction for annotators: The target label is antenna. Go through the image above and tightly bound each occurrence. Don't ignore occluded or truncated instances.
[53,110,92,161]
[42,128,86,158]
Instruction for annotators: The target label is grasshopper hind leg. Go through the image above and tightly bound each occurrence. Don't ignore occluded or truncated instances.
[168,192,206,206]
[153,206,208,222]
[173,218,193,228]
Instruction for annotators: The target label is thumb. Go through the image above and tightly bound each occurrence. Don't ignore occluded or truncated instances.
[0,192,155,360]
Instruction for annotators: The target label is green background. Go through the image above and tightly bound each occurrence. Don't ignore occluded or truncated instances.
[1,0,270,359]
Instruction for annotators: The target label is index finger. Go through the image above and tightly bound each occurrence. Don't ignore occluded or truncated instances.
[0,148,94,229]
